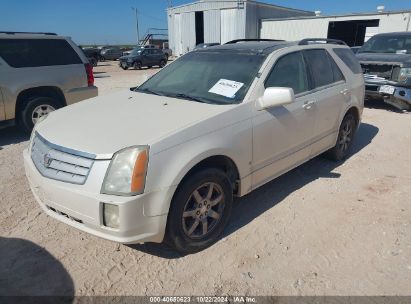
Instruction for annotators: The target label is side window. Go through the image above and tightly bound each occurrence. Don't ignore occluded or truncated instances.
[333,48,363,74]
[303,49,335,88]
[265,51,309,95]
[328,53,345,82]
[0,39,82,68]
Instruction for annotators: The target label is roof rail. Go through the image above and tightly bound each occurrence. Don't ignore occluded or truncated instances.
[225,39,285,44]
[298,38,346,46]
[0,31,57,36]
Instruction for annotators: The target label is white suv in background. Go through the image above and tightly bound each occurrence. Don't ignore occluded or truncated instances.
[24,38,364,254]
[0,32,97,132]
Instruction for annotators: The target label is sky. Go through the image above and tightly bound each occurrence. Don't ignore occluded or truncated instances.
[0,0,410,45]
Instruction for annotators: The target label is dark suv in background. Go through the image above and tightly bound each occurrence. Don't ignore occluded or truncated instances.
[356,32,411,111]
[119,48,167,70]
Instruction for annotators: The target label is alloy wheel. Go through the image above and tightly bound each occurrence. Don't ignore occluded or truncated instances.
[32,104,55,124]
[338,117,354,154]
[182,182,225,239]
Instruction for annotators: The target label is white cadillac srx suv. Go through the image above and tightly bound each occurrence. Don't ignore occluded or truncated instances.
[24,39,364,253]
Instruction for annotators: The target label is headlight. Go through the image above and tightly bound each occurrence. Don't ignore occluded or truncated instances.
[399,68,411,83]
[101,146,149,196]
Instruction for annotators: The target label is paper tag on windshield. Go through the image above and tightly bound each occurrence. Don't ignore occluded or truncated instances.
[208,79,244,98]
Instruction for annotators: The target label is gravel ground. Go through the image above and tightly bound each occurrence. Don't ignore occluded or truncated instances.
[0,61,410,296]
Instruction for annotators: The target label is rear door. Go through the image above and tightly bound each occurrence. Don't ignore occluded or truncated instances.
[302,49,347,156]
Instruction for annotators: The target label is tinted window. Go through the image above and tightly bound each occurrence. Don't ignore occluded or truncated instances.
[329,54,345,82]
[0,39,82,68]
[333,48,362,74]
[304,49,335,88]
[265,52,309,94]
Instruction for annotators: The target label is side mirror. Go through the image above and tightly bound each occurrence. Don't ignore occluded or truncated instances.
[256,87,295,110]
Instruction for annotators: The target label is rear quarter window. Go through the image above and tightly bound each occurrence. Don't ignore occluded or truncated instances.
[333,48,362,74]
[0,38,82,68]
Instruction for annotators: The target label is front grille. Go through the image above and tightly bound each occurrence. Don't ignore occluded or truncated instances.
[361,63,400,81]
[31,134,94,185]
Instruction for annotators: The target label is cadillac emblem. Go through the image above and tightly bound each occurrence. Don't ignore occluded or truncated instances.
[43,153,52,167]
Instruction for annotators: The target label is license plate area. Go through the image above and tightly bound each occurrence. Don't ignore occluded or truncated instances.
[379,85,395,95]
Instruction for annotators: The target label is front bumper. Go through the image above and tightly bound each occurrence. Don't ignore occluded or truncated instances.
[23,148,171,244]
[364,80,411,110]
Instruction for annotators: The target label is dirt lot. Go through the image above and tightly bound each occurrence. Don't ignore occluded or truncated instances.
[1,61,410,296]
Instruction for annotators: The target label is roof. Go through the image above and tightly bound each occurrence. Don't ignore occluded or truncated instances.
[372,31,411,37]
[195,41,297,54]
[262,9,411,22]
[167,0,313,15]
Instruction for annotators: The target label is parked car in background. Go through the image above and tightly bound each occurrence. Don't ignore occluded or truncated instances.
[100,47,123,61]
[123,44,172,61]
[0,32,97,132]
[24,38,363,253]
[81,47,100,67]
[194,43,220,50]
[119,48,167,70]
[356,32,411,111]
[350,46,361,54]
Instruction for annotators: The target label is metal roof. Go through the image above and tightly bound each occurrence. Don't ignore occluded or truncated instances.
[167,0,313,15]
[262,9,411,22]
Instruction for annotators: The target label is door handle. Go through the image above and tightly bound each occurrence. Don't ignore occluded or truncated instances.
[303,100,316,110]
[340,89,350,96]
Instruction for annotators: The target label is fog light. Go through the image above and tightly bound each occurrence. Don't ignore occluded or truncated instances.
[103,203,119,229]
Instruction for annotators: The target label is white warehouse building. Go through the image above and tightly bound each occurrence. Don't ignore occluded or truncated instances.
[260,10,411,46]
[167,0,314,56]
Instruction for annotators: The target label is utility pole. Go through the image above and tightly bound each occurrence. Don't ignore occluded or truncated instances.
[131,7,140,45]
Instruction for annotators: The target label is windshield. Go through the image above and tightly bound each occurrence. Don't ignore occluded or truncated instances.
[137,51,266,104]
[358,35,411,54]
[130,49,143,55]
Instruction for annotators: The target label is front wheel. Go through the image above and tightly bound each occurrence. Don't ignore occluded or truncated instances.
[326,113,357,161]
[165,168,233,254]
[134,61,142,70]
[159,60,166,68]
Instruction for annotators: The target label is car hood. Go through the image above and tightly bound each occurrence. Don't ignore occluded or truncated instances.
[119,55,136,60]
[356,52,411,65]
[35,90,233,159]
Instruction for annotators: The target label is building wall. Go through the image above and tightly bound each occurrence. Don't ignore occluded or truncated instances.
[167,0,315,55]
[260,12,411,42]
[204,9,221,43]
[245,2,315,39]
[220,8,246,44]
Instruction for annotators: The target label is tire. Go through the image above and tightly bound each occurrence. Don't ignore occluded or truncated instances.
[19,96,62,133]
[159,60,166,68]
[165,168,233,254]
[100,56,105,62]
[165,54,169,61]
[89,58,98,67]
[325,113,357,161]
[121,66,128,70]
[134,61,142,70]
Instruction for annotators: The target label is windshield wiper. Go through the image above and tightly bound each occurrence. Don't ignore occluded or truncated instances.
[172,93,219,104]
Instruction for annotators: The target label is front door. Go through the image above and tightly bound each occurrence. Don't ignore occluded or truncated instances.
[251,51,317,189]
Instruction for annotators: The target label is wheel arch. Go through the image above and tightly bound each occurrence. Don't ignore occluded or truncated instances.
[15,86,66,122]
